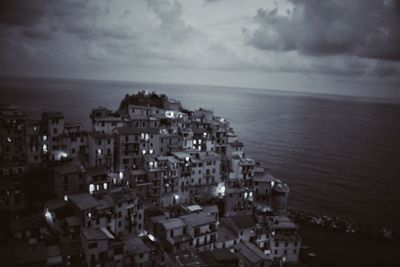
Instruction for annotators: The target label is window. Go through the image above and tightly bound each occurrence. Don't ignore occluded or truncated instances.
[89,242,97,248]
[99,251,107,260]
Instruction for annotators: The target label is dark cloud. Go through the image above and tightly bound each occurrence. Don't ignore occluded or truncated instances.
[0,0,128,41]
[0,0,45,26]
[147,0,194,41]
[247,0,400,61]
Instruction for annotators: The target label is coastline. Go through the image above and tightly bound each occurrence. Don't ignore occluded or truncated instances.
[299,224,399,267]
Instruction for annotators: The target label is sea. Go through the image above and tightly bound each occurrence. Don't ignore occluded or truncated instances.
[1,77,399,231]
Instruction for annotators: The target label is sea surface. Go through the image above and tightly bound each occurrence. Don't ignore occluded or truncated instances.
[1,77,400,231]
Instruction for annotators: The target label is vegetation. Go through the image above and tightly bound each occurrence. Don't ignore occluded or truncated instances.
[118,91,168,111]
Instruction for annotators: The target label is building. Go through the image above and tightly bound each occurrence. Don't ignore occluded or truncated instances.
[0,106,27,176]
[181,211,217,252]
[88,132,114,170]
[80,227,123,267]
[53,160,87,198]
[268,216,301,264]
[41,111,65,160]
[235,242,271,267]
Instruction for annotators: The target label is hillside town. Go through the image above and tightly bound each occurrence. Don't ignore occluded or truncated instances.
[0,92,301,266]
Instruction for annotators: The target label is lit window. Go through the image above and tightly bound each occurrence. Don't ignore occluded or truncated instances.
[89,184,95,194]
[44,209,52,223]
[142,150,146,155]
[149,149,154,154]
[198,139,202,144]
[97,149,102,155]
[43,135,47,141]
[193,140,197,145]
[103,183,108,190]
[43,144,48,153]
[64,195,68,201]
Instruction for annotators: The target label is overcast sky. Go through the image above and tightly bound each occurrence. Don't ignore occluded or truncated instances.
[0,0,399,98]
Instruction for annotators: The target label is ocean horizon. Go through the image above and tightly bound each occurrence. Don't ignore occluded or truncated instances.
[1,76,400,231]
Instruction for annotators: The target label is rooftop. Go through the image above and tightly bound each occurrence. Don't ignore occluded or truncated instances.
[160,218,186,230]
[181,212,215,228]
[82,227,115,241]
[124,235,151,255]
[236,242,270,264]
[107,188,137,204]
[253,173,276,183]
[68,193,101,210]
[270,215,298,230]
[54,161,85,175]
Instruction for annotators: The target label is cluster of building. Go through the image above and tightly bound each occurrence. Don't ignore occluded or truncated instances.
[0,94,301,266]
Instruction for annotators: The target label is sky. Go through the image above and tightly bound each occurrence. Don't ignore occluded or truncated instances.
[0,0,399,98]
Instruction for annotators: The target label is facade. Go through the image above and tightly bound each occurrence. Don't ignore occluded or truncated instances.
[2,94,301,267]
[53,160,86,198]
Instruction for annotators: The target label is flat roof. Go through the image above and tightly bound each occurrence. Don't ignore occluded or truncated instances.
[125,236,151,255]
[181,212,215,228]
[160,218,186,230]
[68,193,100,210]
[82,227,115,241]
[107,188,137,204]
